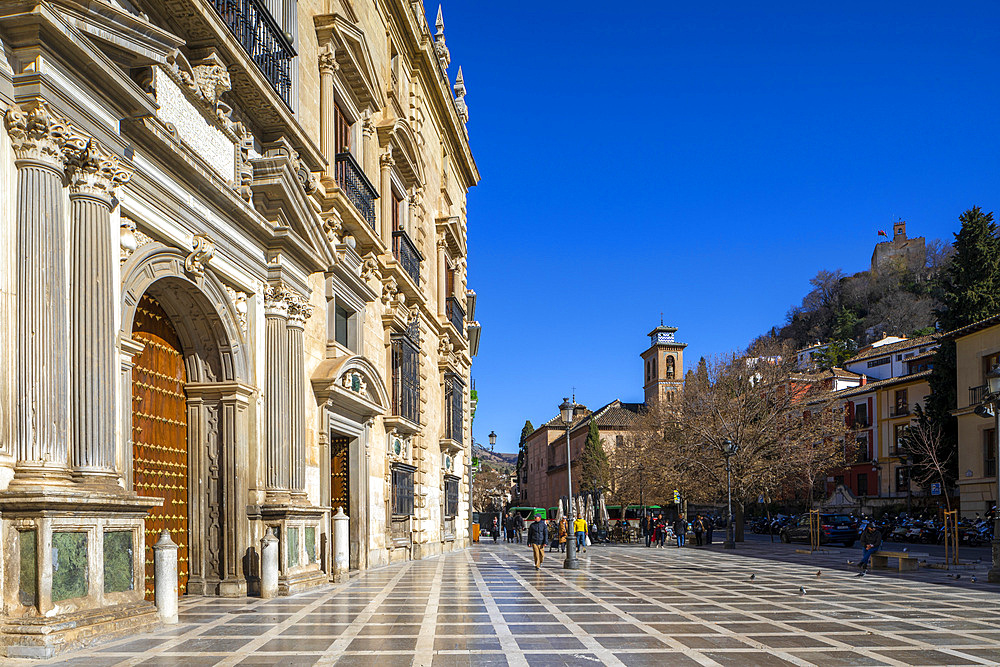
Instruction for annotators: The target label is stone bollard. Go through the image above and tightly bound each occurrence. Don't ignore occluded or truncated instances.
[333,507,349,581]
[153,529,178,624]
[260,532,279,599]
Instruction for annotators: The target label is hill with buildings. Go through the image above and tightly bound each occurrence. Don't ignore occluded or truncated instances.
[766,221,951,365]
[473,444,517,471]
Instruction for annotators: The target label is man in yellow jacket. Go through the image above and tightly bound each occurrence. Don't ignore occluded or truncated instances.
[573,515,587,553]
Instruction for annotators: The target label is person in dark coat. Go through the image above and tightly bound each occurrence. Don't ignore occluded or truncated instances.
[693,515,704,546]
[856,523,883,576]
[704,516,714,545]
[656,514,668,548]
[491,516,499,542]
[527,515,548,570]
[643,514,652,547]
[673,516,687,547]
[514,512,525,544]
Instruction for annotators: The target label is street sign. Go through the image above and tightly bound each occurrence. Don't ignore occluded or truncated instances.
[672,490,681,504]
[930,482,941,496]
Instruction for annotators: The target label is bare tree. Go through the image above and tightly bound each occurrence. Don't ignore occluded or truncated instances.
[900,405,955,512]
[472,465,511,512]
[633,340,848,522]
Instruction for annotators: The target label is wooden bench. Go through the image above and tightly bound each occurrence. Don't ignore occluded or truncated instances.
[871,550,928,572]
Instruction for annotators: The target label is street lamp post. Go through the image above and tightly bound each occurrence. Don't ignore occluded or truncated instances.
[985,366,1000,583]
[723,439,739,549]
[560,397,579,570]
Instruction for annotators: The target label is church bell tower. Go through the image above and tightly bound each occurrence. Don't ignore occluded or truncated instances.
[641,324,687,405]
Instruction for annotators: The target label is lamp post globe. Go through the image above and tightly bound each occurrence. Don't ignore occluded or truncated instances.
[987,365,1000,583]
[560,397,579,570]
[488,430,497,448]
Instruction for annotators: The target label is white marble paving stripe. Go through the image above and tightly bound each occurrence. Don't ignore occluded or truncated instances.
[412,557,445,666]
[489,549,721,667]
[561,546,996,667]
[492,550,630,666]
[466,548,528,667]
[313,561,416,666]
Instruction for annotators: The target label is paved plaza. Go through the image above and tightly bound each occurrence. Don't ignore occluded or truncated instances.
[25,542,1000,667]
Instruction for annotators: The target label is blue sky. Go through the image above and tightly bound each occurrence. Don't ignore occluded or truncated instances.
[428,1,1000,453]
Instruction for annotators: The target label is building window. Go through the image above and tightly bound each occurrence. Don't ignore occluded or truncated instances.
[334,103,352,153]
[857,472,869,497]
[392,466,414,516]
[856,434,870,462]
[392,190,404,232]
[867,357,890,368]
[445,476,459,517]
[895,466,909,492]
[984,353,1000,383]
[334,304,351,348]
[894,389,908,416]
[893,423,907,455]
[391,320,420,424]
[985,428,997,478]
[615,435,624,449]
[445,374,464,443]
[854,403,869,429]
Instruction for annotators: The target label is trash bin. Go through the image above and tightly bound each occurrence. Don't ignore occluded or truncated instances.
[472,524,480,543]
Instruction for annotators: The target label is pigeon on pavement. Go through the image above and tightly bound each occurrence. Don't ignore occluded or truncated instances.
[749,574,755,581]
[798,586,806,595]
[816,570,821,577]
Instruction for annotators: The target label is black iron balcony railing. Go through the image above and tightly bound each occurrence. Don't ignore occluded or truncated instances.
[335,152,378,230]
[446,296,464,333]
[208,0,295,106]
[392,230,420,286]
[970,384,988,406]
[889,405,910,418]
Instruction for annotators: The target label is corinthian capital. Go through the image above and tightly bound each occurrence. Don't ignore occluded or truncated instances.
[318,42,338,76]
[66,140,132,202]
[380,148,395,169]
[264,283,293,318]
[287,297,314,328]
[4,100,73,168]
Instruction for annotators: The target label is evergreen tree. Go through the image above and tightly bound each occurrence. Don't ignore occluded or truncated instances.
[927,207,1000,470]
[514,420,533,498]
[580,420,609,492]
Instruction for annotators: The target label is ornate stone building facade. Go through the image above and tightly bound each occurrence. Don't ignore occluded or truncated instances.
[0,0,478,656]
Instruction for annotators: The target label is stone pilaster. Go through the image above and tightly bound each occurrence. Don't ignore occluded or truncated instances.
[67,140,132,485]
[264,285,291,501]
[437,239,447,318]
[317,42,338,181]
[287,298,312,499]
[4,101,74,485]
[119,337,145,491]
[380,149,394,243]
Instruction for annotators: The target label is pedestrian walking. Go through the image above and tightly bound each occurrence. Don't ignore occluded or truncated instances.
[673,516,687,547]
[547,520,559,552]
[515,513,525,544]
[527,515,548,570]
[693,515,704,546]
[705,517,714,545]
[491,516,499,543]
[656,514,667,548]
[856,523,883,576]
[574,514,588,553]
[643,514,652,548]
[558,517,568,552]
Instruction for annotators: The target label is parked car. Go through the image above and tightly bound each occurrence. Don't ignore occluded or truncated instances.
[780,513,858,547]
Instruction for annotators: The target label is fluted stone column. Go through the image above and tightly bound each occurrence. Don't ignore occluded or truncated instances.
[380,149,394,243]
[362,113,376,182]
[287,299,311,499]
[437,239,447,318]
[4,101,74,484]
[318,42,337,180]
[67,141,131,485]
[264,285,291,500]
